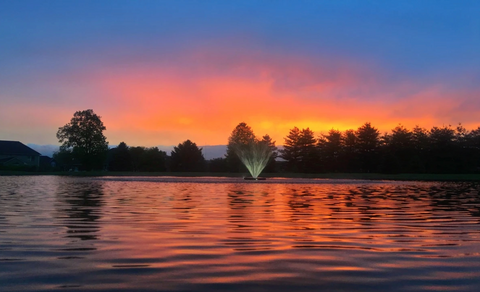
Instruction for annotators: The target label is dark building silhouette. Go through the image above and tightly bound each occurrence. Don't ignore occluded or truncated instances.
[0,140,40,169]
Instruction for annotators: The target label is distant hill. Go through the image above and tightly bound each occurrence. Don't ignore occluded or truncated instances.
[200,145,227,160]
[27,144,58,158]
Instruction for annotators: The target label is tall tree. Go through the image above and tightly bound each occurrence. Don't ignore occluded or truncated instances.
[280,127,302,172]
[409,125,429,173]
[384,125,413,173]
[281,127,317,172]
[141,147,168,172]
[129,146,146,172]
[467,127,480,172]
[261,134,277,173]
[109,142,132,171]
[428,125,457,173]
[56,109,108,170]
[341,129,358,172]
[225,122,256,172]
[299,128,318,172]
[318,129,342,172]
[170,140,206,172]
[356,122,380,172]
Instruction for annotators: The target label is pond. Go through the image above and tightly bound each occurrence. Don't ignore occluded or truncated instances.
[1,176,480,291]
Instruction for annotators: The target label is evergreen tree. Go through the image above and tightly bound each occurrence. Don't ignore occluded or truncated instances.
[356,122,380,172]
[341,129,358,172]
[280,127,302,172]
[225,122,256,172]
[109,142,132,171]
[299,128,318,172]
[170,140,206,172]
[428,125,456,173]
[142,147,167,172]
[385,125,413,173]
[318,129,342,172]
[261,134,277,173]
[281,127,317,172]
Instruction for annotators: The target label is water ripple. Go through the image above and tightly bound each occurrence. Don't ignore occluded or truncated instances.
[1,176,480,291]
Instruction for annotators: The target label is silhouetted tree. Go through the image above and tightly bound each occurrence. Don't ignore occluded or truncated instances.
[125,146,167,172]
[261,134,278,173]
[468,127,480,172]
[53,148,77,171]
[281,127,318,172]
[207,157,228,172]
[356,122,380,172]
[280,127,302,172]
[226,122,256,172]
[318,129,342,172]
[170,140,206,172]
[109,142,132,171]
[381,125,413,173]
[142,147,168,172]
[299,128,318,172]
[428,125,457,173]
[340,129,358,172]
[409,125,429,172]
[56,109,108,170]
[129,146,145,172]
[454,123,474,172]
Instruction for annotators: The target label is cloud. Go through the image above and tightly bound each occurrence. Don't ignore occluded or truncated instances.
[82,47,480,145]
[1,45,479,146]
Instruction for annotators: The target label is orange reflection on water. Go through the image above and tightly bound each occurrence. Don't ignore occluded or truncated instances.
[2,177,480,291]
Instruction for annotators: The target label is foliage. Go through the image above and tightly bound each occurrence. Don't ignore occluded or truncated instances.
[170,140,206,172]
[108,142,131,171]
[108,143,167,172]
[261,134,278,172]
[225,122,256,172]
[355,122,380,172]
[280,127,318,172]
[318,129,342,172]
[56,109,108,170]
[280,127,301,171]
[280,122,480,174]
[207,158,228,172]
[53,148,77,171]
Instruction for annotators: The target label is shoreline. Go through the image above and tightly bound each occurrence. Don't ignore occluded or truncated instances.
[1,171,479,182]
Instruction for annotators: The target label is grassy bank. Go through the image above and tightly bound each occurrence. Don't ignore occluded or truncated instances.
[1,170,479,182]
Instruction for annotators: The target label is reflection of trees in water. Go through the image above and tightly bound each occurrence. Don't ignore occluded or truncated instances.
[278,183,480,237]
[425,182,480,218]
[287,188,314,212]
[225,185,278,251]
[171,186,199,221]
[227,186,257,230]
[55,180,104,242]
[227,185,279,220]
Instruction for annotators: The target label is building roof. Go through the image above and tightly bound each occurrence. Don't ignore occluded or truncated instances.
[0,140,41,156]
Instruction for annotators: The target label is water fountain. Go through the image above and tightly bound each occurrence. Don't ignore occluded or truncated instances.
[233,141,272,180]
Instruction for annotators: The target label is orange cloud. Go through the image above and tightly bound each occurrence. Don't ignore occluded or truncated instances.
[83,49,480,146]
[2,47,478,146]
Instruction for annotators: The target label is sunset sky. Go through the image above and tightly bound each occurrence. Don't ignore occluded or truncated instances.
[1,0,479,147]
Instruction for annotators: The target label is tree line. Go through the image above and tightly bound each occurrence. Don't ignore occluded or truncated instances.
[54,109,480,174]
[280,123,480,174]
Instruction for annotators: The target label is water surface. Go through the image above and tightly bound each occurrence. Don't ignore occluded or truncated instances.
[1,176,480,291]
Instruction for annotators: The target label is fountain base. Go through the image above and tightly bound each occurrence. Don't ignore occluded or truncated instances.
[244,177,266,180]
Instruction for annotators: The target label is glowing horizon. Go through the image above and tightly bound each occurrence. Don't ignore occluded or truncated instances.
[1,1,479,147]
